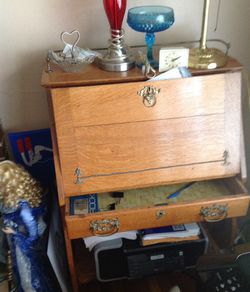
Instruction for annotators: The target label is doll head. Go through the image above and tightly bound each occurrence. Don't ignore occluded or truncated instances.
[0,160,42,210]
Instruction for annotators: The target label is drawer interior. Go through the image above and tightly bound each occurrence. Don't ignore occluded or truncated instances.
[68,178,248,215]
[98,179,237,211]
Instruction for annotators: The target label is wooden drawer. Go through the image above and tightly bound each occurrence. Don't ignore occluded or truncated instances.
[65,178,250,239]
[51,72,241,196]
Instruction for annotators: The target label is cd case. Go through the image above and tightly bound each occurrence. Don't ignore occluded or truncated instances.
[70,194,99,215]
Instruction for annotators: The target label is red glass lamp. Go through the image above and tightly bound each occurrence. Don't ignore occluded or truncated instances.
[98,0,135,71]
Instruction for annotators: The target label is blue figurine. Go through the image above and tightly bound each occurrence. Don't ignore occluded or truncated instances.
[0,161,61,292]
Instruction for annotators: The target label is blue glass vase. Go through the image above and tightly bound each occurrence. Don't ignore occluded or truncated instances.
[127,6,174,68]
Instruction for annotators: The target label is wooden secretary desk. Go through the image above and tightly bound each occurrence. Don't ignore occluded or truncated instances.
[41,57,249,291]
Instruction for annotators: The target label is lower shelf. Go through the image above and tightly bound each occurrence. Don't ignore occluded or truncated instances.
[72,219,241,287]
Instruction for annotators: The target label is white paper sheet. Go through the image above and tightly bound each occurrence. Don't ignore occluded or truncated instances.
[83,230,137,251]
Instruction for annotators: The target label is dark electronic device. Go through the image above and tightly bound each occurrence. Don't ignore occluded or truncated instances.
[197,247,250,292]
[199,267,249,292]
[94,228,208,282]
[111,192,124,198]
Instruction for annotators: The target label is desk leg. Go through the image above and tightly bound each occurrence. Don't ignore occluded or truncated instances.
[64,227,79,292]
[230,217,239,245]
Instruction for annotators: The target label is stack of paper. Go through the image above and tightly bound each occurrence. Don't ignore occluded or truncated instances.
[141,223,200,246]
[83,230,137,251]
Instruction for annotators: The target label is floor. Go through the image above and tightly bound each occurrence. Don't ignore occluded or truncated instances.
[80,271,197,292]
[0,280,8,292]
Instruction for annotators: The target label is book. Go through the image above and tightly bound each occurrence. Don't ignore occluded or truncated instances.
[141,223,200,241]
[142,235,200,246]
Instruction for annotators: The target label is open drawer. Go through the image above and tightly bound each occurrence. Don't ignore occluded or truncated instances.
[65,177,250,239]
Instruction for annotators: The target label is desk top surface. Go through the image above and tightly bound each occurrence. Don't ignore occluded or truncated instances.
[41,57,242,88]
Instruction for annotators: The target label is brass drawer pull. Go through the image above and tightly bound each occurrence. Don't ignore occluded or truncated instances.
[90,218,120,236]
[138,86,161,107]
[200,204,228,222]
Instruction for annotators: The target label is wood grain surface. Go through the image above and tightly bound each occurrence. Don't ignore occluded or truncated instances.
[41,56,242,88]
[51,72,241,196]
[52,75,225,127]
[65,178,249,239]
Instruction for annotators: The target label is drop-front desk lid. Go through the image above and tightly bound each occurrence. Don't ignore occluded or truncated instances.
[49,70,242,196]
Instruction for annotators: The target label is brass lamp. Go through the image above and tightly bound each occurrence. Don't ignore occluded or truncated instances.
[189,0,228,69]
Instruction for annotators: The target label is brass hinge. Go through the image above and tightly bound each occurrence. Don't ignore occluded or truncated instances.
[222,150,230,166]
[74,168,83,185]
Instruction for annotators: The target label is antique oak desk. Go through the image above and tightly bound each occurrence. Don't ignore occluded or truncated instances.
[41,57,249,291]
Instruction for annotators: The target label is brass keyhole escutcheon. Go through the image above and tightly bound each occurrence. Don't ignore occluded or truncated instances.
[156,210,166,219]
[138,86,161,107]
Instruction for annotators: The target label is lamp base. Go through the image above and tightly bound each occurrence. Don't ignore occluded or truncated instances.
[188,47,228,70]
[98,29,135,72]
[98,56,135,72]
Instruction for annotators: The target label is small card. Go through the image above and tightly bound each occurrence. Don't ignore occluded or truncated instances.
[159,47,189,73]
[150,67,191,82]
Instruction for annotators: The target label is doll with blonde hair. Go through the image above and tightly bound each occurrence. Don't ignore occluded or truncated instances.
[0,160,61,292]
